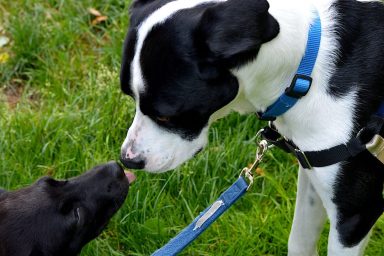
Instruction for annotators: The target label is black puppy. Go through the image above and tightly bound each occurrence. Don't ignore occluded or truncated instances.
[0,161,134,256]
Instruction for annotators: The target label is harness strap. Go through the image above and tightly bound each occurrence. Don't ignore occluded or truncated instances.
[261,114,384,169]
[151,177,248,256]
[378,102,384,117]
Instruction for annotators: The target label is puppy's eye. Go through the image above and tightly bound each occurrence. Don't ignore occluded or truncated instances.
[156,116,171,123]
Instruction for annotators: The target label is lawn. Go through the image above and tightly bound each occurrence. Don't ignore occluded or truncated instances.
[1,0,384,255]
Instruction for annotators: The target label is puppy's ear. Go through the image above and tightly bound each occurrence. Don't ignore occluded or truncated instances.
[195,0,279,68]
[131,0,157,8]
[37,177,67,188]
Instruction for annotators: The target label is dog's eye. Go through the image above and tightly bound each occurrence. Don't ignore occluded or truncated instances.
[156,116,171,123]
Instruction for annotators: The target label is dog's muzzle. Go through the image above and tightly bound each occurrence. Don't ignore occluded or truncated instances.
[120,144,146,169]
[120,154,146,169]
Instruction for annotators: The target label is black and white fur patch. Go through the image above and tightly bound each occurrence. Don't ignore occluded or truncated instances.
[119,0,384,254]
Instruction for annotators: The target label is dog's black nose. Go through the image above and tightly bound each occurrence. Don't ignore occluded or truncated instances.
[120,156,145,169]
[105,161,126,179]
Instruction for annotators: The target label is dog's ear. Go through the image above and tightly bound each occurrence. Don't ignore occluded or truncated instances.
[37,177,68,188]
[195,0,279,68]
[131,0,157,8]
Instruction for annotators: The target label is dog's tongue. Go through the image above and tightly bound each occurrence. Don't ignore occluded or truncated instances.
[124,171,136,184]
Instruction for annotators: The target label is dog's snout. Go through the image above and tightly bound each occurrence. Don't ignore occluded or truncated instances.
[106,161,126,179]
[120,155,145,169]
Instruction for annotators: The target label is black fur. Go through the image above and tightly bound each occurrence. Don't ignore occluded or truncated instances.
[120,0,279,139]
[0,162,129,256]
[330,0,384,247]
[120,0,176,97]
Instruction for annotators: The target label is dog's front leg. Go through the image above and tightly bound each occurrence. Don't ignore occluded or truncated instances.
[288,168,327,256]
[302,161,378,256]
[326,223,371,256]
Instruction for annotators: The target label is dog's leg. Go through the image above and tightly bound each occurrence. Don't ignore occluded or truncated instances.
[287,154,382,256]
[288,168,327,256]
[325,152,384,256]
[327,224,371,256]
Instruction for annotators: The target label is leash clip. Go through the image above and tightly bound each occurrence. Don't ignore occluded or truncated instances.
[240,132,269,190]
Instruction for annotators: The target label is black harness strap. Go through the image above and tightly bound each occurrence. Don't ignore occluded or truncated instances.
[261,114,384,169]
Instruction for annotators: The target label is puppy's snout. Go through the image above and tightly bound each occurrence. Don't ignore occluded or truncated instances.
[120,155,145,169]
[105,161,126,180]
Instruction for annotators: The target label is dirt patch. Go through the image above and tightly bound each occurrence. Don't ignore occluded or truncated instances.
[3,80,24,109]
[1,79,41,109]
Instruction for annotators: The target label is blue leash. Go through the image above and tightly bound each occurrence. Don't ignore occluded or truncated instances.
[152,140,270,256]
[151,177,249,256]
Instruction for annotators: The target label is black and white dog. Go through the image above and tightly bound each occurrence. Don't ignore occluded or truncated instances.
[0,161,134,256]
[119,0,384,255]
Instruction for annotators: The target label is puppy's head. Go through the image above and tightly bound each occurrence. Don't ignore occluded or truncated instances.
[0,161,131,256]
[120,0,279,172]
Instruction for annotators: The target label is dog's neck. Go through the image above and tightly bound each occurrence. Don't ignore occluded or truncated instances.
[215,0,357,151]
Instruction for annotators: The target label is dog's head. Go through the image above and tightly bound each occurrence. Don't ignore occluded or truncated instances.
[0,161,131,256]
[120,0,279,172]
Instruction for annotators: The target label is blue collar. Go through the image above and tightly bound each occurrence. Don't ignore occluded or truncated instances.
[258,15,322,121]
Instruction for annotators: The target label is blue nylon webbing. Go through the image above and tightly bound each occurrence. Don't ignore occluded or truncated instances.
[151,177,248,256]
[260,15,322,120]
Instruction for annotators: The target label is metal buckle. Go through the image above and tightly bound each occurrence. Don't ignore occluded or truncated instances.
[285,74,312,98]
[366,134,384,165]
[240,132,269,190]
[294,149,312,169]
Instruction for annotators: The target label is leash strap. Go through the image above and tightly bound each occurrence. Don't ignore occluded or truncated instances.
[151,177,248,256]
[262,112,384,169]
[258,15,321,121]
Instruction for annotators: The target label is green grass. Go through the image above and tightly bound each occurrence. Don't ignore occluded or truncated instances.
[1,0,384,255]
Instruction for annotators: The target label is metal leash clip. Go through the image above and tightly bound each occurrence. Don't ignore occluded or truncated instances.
[240,129,269,190]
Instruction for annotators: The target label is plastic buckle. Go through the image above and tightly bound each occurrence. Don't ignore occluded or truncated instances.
[285,74,312,98]
[294,149,312,169]
[256,112,276,121]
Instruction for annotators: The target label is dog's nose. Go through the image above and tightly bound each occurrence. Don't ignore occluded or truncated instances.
[120,155,145,169]
[106,161,126,179]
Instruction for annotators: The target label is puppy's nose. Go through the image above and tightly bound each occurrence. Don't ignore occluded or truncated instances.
[106,161,126,179]
[120,155,145,169]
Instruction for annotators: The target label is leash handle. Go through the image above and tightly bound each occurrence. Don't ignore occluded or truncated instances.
[151,177,248,256]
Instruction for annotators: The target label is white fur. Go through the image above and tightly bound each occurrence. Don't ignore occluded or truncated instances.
[122,104,208,173]
[228,1,366,255]
[122,0,376,254]
[288,168,327,256]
